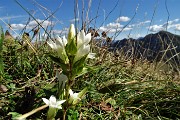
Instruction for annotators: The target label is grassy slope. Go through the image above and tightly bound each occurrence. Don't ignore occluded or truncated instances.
[0,33,180,120]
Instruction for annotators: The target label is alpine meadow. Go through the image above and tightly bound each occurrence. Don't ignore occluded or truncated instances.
[0,0,180,120]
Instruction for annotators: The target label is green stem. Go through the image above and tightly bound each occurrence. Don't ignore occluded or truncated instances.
[63,108,67,120]
[62,58,74,120]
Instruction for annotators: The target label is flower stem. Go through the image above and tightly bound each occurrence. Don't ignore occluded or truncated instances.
[62,56,75,120]
[63,109,67,120]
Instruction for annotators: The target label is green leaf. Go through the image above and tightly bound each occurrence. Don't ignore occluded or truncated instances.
[65,39,77,56]
[75,66,96,78]
[72,55,87,77]
[72,87,88,105]
[105,98,116,106]
[48,54,69,73]
[73,55,87,68]
[8,112,22,120]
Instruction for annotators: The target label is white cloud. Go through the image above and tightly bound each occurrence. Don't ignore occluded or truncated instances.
[116,16,130,22]
[10,19,54,30]
[52,27,69,35]
[106,22,123,29]
[162,18,179,29]
[99,22,132,34]
[11,24,26,30]
[148,18,180,32]
[98,16,132,34]
[28,19,54,28]
[99,26,107,32]
[175,24,180,31]
[149,25,164,32]
[174,19,179,22]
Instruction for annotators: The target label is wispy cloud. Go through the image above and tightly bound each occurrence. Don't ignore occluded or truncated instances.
[129,20,150,28]
[69,18,79,23]
[0,6,4,10]
[0,15,27,20]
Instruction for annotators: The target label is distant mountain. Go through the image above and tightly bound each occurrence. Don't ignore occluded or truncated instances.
[110,31,180,68]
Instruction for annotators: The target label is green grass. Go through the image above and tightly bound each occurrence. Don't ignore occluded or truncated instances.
[0,31,179,120]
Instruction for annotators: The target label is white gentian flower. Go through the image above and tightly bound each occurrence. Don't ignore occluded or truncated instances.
[42,95,66,109]
[74,44,90,63]
[47,36,69,63]
[69,89,80,100]
[76,30,91,49]
[74,30,95,63]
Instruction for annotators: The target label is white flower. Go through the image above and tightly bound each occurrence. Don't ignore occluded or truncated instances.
[42,95,66,109]
[69,89,80,100]
[74,44,90,63]
[76,30,91,49]
[74,30,95,63]
[47,36,69,63]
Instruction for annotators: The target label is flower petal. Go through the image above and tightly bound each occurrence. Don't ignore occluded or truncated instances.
[56,100,66,105]
[77,31,84,48]
[47,40,57,49]
[84,33,91,45]
[74,45,90,63]
[80,45,90,56]
[42,96,66,109]
[62,36,67,46]
[42,98,50,105]
[69,89,73,96]
[69,89,81,102]
[56,105,62,109]
[56,36,65,47]
[72,93,80,100]
[49,95,57,105]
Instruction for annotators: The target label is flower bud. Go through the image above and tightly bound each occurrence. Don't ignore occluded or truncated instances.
[68,24,76,43]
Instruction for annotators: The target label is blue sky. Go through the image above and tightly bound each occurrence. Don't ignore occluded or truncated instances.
[0,0,180,40]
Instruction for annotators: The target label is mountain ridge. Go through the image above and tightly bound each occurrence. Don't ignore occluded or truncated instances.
[110,31,180,69]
